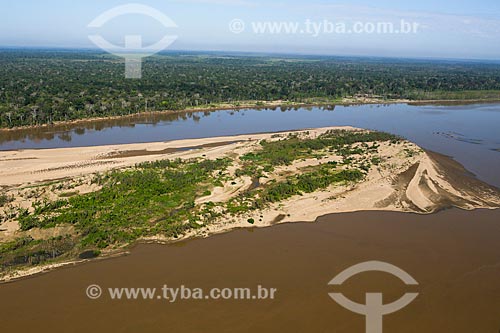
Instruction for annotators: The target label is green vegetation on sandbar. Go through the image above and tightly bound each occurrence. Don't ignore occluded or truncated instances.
[0,130,401,272]
[19,158,231,245]
[0,194,14,207]
[239,130,398,171]
[0,236,75,269]
[227,130,394,214]
[226,166,364,215]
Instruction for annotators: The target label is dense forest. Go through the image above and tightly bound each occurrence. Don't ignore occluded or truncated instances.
[1,49,500,128]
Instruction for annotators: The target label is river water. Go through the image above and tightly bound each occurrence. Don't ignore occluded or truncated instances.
[1,103,499,187]
[0,103,499,332]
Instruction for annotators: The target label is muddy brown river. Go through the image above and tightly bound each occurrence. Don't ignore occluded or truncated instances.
[1,103,499,332]
[0,209,499,332]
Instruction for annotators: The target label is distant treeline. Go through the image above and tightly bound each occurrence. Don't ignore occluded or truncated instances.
[1,50,500,128]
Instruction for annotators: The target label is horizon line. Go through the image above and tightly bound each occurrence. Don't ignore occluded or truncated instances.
[1,45,500,64]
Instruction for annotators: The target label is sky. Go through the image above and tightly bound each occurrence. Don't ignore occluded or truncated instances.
[1,0,500,59]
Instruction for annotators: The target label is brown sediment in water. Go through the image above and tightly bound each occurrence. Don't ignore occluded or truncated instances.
[426,150,500,193]
[0,209,499,332]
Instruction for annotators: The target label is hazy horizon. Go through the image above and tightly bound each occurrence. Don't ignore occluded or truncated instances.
[2,45,500,63]
[1,0,500,60]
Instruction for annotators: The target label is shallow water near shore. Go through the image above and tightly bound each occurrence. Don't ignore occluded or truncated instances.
[1,103,499,187]
[0,209,499,332]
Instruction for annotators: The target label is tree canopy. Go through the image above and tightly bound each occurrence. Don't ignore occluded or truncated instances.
[1,49,500,128]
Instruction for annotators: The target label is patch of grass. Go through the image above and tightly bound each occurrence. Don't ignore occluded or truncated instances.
[0,194,13,207]
[20,180,65,190]
[59,191,79,198]
[237,130,399,177]
[0,236,77,269]
[404,148,419,158]
[371,157,382,165]
[226,164,364,214]
[15,158,231,249]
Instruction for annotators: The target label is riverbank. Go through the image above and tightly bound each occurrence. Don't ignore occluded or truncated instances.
[3,97,500,133]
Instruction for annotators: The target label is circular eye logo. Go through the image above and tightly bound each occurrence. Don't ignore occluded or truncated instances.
[88,3,178,79]
[328,261,419,333]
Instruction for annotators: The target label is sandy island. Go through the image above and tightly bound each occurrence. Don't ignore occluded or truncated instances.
[1,126,499,281]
